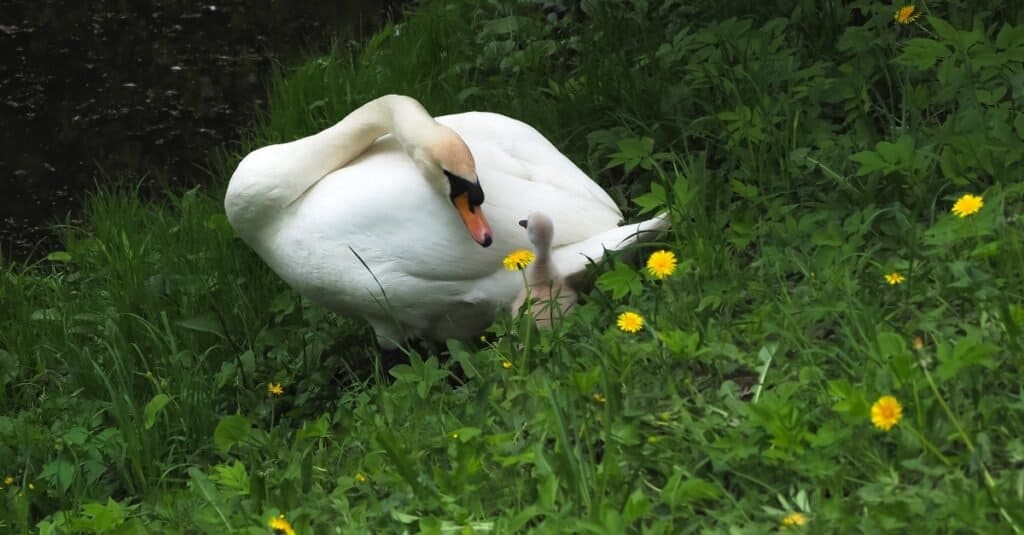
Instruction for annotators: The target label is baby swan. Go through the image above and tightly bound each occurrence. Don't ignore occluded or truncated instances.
[511,212,578,328]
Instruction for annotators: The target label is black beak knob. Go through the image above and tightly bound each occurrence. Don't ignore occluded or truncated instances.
[518,219,528,229]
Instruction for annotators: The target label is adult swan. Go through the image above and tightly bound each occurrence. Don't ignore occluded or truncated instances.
[225,95,667,349]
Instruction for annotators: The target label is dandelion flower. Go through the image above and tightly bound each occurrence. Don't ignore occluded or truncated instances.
[28,483,35,491]
[593,393,607,403]
[912,336,924,350]
[501,359,513,369]
[269,514,296,535]
[3,475,12,486]
[871,395,903,431]
[781,512,807,527]
[951,193,983,218]
[646,250,678,279]
[894,5,921,24]
[268,383,284,396]
[354,472,367,484]
[616,311,645,333]
[884,272,906,285]
[450,431,459,440]
[503,249,535,271]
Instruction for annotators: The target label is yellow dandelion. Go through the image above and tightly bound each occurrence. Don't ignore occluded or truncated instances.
[646,250,678,279]
[616,311,644,333]
[354,472,367,483]
[501,359,513,369]
[28,483,35,491]
[870,395,903,431]
[269,514,296,535]
[894,5,921,24]
[503,249,535,271]
[884,272,905,285]
[451,431,459,440]
[912,336,925,350]
[951,193,983,218]
[781,512,807,527]
[3,475,12,486]
[593,392,607,403]
[268,383,284,396]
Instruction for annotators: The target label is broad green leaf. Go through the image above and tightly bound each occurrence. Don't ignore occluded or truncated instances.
[177,315,225,338]
[46,251,72,263]
[213,415,251,453]
[596,263,643,300]
[80,498,131,532]
[212,461,250,497]
[295,413,331,446]
[895,38,951,70]
[40,457,76,495]
[661,470,721,506]
[144,394,171,430]
[622,489,650,525]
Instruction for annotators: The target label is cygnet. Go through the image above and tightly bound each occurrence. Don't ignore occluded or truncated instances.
[510,212,577,328]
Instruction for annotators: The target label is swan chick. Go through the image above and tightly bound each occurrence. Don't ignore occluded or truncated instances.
[511,212,577,328]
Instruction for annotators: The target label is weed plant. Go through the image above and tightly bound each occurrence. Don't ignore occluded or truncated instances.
[3,0,1024,532]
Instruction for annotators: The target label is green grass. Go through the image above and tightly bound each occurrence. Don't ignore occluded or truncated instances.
[4,0,1024,532]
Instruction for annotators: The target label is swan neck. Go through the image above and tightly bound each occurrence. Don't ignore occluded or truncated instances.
[317,95,438,169]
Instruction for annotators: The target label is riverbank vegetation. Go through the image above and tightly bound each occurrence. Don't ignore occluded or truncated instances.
[3,0,1024,532]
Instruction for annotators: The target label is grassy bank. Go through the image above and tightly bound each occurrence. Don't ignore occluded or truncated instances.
[3,0,1024,532]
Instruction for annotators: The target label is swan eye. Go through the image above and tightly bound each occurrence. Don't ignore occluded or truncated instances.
[444,170,485,206]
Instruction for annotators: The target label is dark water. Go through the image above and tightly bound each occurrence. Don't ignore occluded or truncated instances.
[1,0,400,260]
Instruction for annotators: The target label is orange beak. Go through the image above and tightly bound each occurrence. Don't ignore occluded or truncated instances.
[453,192,493,247]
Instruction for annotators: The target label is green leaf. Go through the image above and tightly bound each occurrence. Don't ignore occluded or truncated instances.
[729,179,759,200]
[46,251,72,263]
[633,182,666,214]
[849,150,888,176]
[596,263,643,300]
[211,461,250,497]
[936,331,1001,381]
[187,467,232,530]
[213,415,251,453]
[143,394,171,430]
[622,489,650,525]
[295,413,331,446]
[80,498,130,533]
[177,315,225,338]
[661,470,721,506]
[928,16,968,48]
[895,38,951,70]
[40,457,76,495]
[877,332,908,360]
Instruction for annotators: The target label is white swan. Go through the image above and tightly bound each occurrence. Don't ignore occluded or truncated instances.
[225,95,667,348]
[511,212,577,328]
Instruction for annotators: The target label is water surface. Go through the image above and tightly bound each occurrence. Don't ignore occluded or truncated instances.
[1,0,400,259]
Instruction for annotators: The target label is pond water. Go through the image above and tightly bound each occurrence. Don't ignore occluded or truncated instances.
[1,0,401,260]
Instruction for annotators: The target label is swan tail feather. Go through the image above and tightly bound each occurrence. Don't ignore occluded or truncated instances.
[552,211,671,279]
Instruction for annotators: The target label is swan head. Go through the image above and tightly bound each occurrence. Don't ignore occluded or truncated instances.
[518,211,554,252]
[416,127,493,247]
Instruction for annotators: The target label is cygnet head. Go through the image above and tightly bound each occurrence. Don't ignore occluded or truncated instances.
[517,212,554,253]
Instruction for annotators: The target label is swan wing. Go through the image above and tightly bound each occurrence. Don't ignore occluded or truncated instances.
[437,112,623,242]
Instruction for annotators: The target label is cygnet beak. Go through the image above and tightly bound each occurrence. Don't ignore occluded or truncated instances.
[518,219,528,229]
